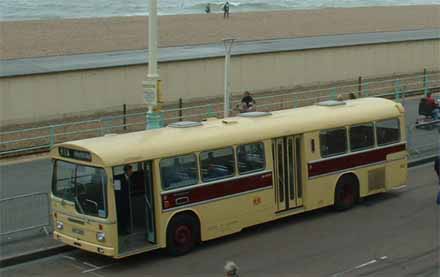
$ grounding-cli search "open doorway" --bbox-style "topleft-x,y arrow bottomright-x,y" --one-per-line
113,161 -> 156,254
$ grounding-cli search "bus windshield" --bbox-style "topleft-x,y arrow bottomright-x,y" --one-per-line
52,160 -> 107,218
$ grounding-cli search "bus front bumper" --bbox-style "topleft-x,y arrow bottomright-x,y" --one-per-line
54,231 -> 115,257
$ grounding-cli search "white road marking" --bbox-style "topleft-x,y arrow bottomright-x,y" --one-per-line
354,259 -> 377,269
330,256 -> 389,277
83,262 -> 99,268
82,263 -> 115,274
62,255 -> 77,261
89,272 -> 104,277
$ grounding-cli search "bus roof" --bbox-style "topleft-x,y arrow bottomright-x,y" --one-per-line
54,97 -> 403,166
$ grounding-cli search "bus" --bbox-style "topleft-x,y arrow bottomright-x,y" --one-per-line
50,97 -> 407,258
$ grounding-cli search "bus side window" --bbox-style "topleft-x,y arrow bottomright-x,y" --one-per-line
200,147 -> 235,182
319,128 -> 347,157
376,119 -> 400,146
160,154 -> 198,190
349,123 -> 374,152
237,142 -> 265,174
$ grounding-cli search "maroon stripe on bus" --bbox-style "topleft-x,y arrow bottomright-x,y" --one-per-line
308,143 -> 406,178
162,172 -> 272,210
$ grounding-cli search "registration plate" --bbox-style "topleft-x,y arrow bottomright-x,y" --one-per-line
72,227 -> 84,235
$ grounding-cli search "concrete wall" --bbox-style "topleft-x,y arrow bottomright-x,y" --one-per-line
1,39 -> 439,126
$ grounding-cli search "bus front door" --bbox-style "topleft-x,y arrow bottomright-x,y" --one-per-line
143,161 -> 156,244
114,161 -> 156,254
273,136 -> 303,212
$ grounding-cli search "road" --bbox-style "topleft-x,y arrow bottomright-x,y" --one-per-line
1,163 -> 439,276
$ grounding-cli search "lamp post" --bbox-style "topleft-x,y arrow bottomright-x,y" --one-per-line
143,0 -> 162,129
223,38 -> 235,118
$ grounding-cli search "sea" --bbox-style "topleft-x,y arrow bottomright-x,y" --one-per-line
1,0 -> 439,21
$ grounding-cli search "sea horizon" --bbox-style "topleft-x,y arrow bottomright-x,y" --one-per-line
1,0 -> 440,21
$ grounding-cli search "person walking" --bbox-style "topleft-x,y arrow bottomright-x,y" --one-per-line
224,261 -> 239,277
205,3 -> 211,13
223,1 -> 230,18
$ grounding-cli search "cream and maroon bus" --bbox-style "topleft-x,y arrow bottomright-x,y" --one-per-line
50,97 -> 407,258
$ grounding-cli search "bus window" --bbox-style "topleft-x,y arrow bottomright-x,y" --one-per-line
53,160 -> 107,218
376,119 -> 401,146
319,128 -> 347,157
200,147 -> 235,182
349,123 -> 374,151
237,142 -> 265,174
160,154 -> 198,190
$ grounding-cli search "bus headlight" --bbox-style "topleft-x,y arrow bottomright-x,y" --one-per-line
96,232 -> 106,242
56,221 -> 64,230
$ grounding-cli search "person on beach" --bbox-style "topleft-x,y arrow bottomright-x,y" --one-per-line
223,1 -> 230,18
239,91 -> 256,113
205,3 -> 211,13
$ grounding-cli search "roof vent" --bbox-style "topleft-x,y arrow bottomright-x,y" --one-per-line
168,121 -> 203,128
317,100 -> 346,107
239,111 -> 272,118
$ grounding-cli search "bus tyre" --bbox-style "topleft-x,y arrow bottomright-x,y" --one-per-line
166,214 -> 198,256
334,176 -> 358,211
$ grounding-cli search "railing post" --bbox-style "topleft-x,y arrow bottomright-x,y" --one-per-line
363,82 -> 369,97
394,79 -> 401,101
207,104 -> 217,118
49,126 -> 55,148
423,68 -> 429,96
179,98 -> 183,121
358,76 -> 362,97
330,87 -> 337,101
123,104 -> 127,130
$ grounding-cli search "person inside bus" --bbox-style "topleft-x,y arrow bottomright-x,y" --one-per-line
425,92 -> 440,120
239,91 -> 256,113
115,165 -> 134,234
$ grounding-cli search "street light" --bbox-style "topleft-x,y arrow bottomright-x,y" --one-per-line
143,0 -> 162,129
223,38 -> 235,118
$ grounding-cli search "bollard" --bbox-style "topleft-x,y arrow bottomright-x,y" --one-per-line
49,126 -> 55,148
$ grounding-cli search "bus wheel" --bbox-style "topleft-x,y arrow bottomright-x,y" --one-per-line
334,175 -> 359,211
166,214 -> 198,256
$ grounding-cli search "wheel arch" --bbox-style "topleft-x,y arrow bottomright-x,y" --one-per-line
334,171 -> 360,201
164,209 -> 202,244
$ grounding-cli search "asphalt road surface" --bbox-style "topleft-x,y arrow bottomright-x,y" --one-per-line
1,163 -> 439,276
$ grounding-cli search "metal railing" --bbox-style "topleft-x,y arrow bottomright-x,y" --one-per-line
0,192 -> 51,236
1,71 -> 440,158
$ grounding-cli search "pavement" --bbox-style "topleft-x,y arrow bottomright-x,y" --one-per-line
1,28 -> 439,77
0,94 -> 438,269
0,163 -> 438,276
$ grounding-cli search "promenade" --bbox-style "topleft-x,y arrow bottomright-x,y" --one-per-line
1,28 -> 439,78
